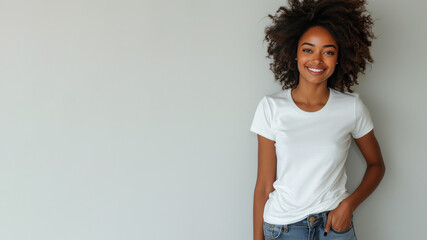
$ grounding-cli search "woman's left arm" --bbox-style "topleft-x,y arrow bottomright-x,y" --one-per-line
325,129 -> 386,233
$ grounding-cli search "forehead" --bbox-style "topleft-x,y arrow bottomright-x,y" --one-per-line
298,26 -> 337,46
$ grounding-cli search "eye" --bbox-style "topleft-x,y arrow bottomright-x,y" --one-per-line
324,51 -> 335,56
302,49 -> 312,53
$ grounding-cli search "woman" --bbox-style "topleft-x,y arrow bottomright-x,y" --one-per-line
250,0 -> 385,239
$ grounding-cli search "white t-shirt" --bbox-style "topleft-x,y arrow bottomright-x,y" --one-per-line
250,87 -> 374,225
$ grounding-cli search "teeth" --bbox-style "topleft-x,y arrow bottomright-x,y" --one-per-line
308,67 -> 324,73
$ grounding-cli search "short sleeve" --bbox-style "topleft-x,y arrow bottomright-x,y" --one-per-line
351,96 -> 374,139
250,96 -> 275,141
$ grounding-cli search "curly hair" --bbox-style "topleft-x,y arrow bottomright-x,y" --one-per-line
264,0 -> 374,92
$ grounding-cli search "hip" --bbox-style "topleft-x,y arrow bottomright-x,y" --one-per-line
263,210 -> 357,240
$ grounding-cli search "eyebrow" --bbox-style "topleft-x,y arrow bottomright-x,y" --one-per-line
301,42 -> 337,49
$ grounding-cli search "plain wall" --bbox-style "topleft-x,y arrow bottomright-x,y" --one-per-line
0,0 -> 426,239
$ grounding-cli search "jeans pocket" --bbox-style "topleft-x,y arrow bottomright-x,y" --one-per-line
263,222 -> 283,239
330,220 -> 353,234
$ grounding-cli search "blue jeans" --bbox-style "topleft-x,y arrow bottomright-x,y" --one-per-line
263,211 -> 357,240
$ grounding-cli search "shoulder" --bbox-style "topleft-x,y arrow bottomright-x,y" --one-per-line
257,89 -> 291,113
330,89 -> 366,108
263,89 -> 290,103
331,88 -> 360,100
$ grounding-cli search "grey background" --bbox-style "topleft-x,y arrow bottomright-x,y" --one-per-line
0,0 -> 425,239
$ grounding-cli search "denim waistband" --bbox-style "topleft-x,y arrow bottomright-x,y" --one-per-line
281,210 -> 330,231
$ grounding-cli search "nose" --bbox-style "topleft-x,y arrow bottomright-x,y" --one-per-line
310,52 -> 323,64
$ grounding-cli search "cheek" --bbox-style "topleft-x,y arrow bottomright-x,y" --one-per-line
329,60 -> 338,72
326,57 -> 338,71
296,55 -> 306,71
297,61 -> 305,73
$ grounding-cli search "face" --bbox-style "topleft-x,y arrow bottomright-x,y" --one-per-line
296,26 -> 339,86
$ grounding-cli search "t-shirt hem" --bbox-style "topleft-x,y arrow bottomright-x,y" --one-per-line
250,128 -> 275,141
352,125 -> 374,139
263,194 -> 349,225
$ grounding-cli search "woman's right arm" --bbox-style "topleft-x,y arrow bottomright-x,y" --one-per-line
253,134 -> 277,240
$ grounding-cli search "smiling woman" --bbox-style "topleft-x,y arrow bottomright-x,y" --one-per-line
264,0 -> 374,93
250,1 -> 386,240
296,26 -> 338,89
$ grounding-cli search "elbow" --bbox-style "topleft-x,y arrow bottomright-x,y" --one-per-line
368,160 -> 386,178
380,164 -> 386,182
378,160 -> 386,175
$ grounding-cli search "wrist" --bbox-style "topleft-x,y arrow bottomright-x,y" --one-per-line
341,198 -> 358,213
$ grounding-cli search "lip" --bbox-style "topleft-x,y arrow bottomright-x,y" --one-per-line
306,66 -> 326,75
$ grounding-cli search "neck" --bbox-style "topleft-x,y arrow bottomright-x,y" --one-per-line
291,83 -> 330,105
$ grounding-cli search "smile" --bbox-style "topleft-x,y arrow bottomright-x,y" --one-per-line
307,67 -> 325,73
306,67 -> 326,74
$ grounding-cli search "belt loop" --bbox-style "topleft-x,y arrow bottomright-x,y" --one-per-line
283,224 -> 288,232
